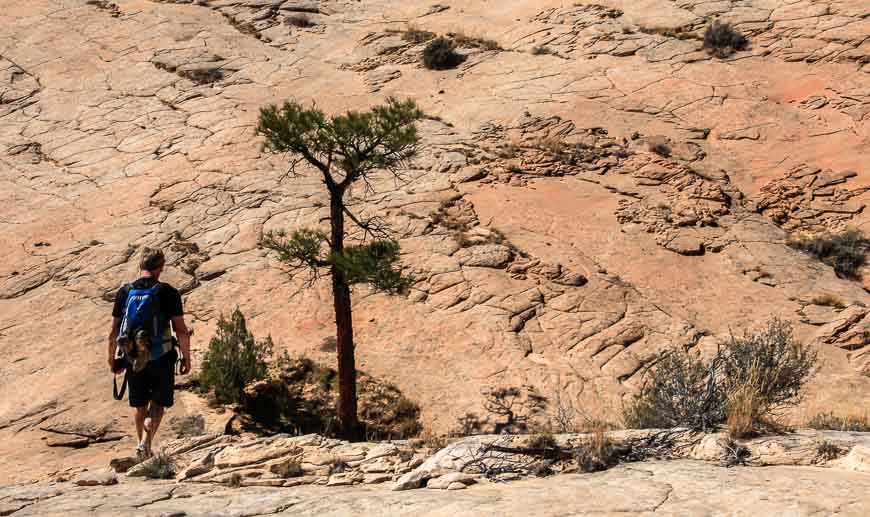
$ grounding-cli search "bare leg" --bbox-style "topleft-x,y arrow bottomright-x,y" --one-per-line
144,402 -> 165,451
134,407 -> 147,444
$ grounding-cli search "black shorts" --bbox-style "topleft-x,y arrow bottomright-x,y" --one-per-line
128,349 -> 177,408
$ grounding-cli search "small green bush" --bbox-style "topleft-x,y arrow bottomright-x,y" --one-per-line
143,452 -> 176,479
200,308 -> 273,405
423,37 -> 464,70
788,229 -> 868,279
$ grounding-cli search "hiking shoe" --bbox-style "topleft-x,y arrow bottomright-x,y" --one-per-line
135,443 -> 152,462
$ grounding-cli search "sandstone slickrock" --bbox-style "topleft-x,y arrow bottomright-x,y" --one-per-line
2,0 -> 870,484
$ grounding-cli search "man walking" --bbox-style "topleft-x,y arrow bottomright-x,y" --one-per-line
108,248 -> 192,460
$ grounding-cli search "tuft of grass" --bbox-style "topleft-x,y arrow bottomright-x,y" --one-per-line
449,32 -> 502,51
402,28 -> 436,44
227,472 -> 242,488
327,456 -> 348,474
788,229 -> 868,279
573,428 -> 617,472
703,21 -> 747,58
806,412 -> 870,432
809,293 -> 847,309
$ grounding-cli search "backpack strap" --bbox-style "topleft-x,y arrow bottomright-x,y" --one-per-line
113,370 -> 128,401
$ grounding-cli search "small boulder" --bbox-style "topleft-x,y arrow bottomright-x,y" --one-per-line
426,472 -> 476,489
447,482 -> 467,490
75,471 -> 118,487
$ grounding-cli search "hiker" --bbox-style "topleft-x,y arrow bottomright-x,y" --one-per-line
107,247 -> 192,460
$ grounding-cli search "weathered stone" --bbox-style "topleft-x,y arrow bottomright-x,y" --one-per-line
74,471 -> 117,486
108,457 -> 138,473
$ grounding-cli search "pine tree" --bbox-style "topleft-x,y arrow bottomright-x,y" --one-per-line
257,97 -> 422,439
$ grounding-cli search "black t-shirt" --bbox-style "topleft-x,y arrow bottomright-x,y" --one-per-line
112,278 -> 184,321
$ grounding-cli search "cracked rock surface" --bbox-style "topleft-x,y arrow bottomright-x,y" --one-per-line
2,0 -> 870,483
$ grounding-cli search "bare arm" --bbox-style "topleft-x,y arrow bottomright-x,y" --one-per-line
171,315 -> 192,373
108,317 -> 121,371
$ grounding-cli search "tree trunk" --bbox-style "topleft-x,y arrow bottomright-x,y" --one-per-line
329,190 -> 361,440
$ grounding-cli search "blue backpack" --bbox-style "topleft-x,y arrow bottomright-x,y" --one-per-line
118,285 -> 168,357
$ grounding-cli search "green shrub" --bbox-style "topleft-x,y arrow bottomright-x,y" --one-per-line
200,308 -> 272,405
423,37 -> 464,70
788,229 -> 868,279
142,452 -> 176,479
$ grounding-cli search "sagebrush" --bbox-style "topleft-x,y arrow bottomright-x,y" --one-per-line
624,319 -> 817,435
703,21 -> 747,57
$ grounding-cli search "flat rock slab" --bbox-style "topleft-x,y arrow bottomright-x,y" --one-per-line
5,460 -> 870,516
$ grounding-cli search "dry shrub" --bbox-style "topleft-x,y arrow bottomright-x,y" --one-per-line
574,427 -> 617,472
449,32 -> 502,51
806,411 -> 870,432
402,27 -> 436,44
703,21 -> 747,57
285,14 -> 313,28
528,433 -> 557,450
726,382 -> 762,439
625,319 -> 817,434
530,46 -> 556,56
810,293 -> 847,309
423,37 -> 465,70
788,229 -> 868,279
816,440 -> 843,461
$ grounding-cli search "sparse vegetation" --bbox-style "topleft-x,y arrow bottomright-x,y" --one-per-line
809,293 -> 847,309
227,472 -> 243,488
401,28 -> 436,44
807,412 -> 870,432
649,141 -> 671,158
240,355 -> 422,440
721,438 -> 750,467
816,440 -> 843,461
481,386 -> 548,434
199,308 -> 272,405
624,319 -> 817,436
143,452 -> 176,479
284,14 -> 313,28
449,32 -> 502,51
328,456 -> 348,474
788,229 -> 868,279
528,433 -> 557,450
271,458 -> 305,478
703,21 -> 747,58
574,428 -> 618,472
423,37 -> 465,70
530,46 -> 556,56
178,68 -> 224,85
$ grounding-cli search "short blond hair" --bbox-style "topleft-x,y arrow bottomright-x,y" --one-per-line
139,247 -> 166,272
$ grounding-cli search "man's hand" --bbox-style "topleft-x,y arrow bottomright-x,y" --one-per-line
179,355 -> 192,375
